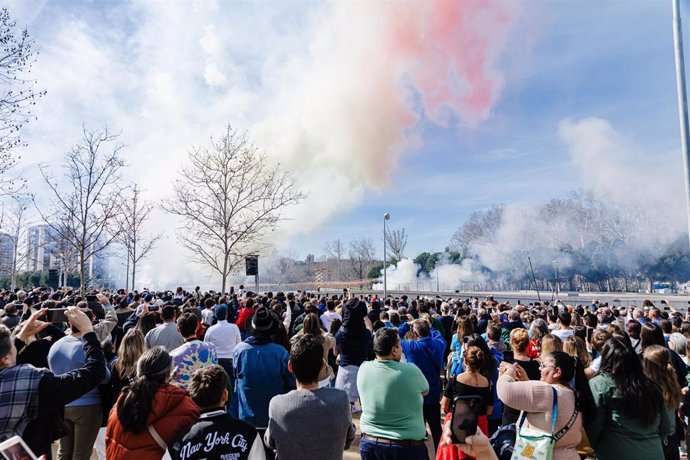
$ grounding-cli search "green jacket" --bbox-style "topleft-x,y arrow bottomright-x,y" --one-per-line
586,373 -> 672,460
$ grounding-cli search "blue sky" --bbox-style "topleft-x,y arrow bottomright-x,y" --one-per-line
5,0 -> 689,287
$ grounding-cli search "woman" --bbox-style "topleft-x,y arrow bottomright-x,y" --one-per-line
586,338 -> 672,460
643,345 -> 683,460
134,313 -> 157,337
334,298 -> 372,411
498,351 -> 595,460
106,346 -> 200,459
448,317 -> 474,377
437,346 -> 494,460
501,328 -> 541,425
290,312 -> 335,387
527,318 -> 549,358
564,336 -> 591,368
465,334 -> 502,435
110,329 -> 147,397
640,323 -> 688,387
540,333 -> 564,357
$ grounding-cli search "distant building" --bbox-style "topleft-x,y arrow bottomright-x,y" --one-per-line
26,224 -> 59,272
0,233 -> 14,277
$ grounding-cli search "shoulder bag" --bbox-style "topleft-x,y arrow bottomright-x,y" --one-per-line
511,387 -> 558,460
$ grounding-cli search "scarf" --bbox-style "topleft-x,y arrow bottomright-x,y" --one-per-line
0,364 -> 46,440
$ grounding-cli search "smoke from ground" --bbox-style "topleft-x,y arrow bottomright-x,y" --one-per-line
469,118 -> 687,281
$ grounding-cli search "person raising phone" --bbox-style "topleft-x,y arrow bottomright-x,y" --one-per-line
0,307 -> 107,459
497,352 -> 595,460
437,346 -> 493,460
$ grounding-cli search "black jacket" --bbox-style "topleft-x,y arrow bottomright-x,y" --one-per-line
16,331 -> 106,459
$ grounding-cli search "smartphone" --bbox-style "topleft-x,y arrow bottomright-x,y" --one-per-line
47,308 -> 68,323
503,351 -> 514,364
451,395 -> 482,444
148,305 -> 159,312
86,295 -> 97,302
0,435 -> 38,460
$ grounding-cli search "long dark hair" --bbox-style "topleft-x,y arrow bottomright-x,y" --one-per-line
466,333 -> 498,381
599,337 -> 663,426
547,351 -> 595,421
117,346 -> 172,433
640,323 -> 664,349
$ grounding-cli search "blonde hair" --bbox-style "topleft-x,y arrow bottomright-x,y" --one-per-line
643,345 -> 682,409
114,329 -> 147,381
540,334 -> 563,357
563,336 -> 591,367
510,328 -> 530,354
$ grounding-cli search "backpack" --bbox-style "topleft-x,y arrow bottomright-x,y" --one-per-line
489,423 -> 516,460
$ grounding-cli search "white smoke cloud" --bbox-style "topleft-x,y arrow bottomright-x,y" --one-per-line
373,257 -> 486,292
7,1 -> 522,289
466,118 -> 687,278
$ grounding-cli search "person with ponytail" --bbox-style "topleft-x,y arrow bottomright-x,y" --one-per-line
586,338 -> 672,460
105,346 -> 200,459
642,345 -> 683,460
437,346 -> 494,460
497,351 -> 595,460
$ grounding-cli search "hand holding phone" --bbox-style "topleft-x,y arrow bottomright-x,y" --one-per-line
451,396 -> 482,444
0,435 -> 38,459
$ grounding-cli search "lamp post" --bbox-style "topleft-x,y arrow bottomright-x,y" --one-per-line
383,212 -> 390,299
673,0 -> 690,246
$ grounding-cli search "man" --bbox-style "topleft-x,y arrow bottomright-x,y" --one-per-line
168,365 -> 265,460
357,328 -> 429,460
170,312 -> 217,388
320,300 -> 341,332
1,307 -> 106,459
1,303 -> 20,330
48,294 -> 114,460
204,305 -> 241,385
397,318 -> 446,449
265,335 -> 355,460
201,298 -> 216,327
231,307 -> 295,433
552,311 -> 575,341
145,305 -> 184,351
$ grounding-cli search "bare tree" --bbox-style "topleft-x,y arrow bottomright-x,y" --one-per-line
385,227 -> 408,263
37,126 -> 126,292
0,8 -> 46,197
450,205 -> 504,258
3,197 -> 30,289
325,239 -> 345,281
349,237 -> 376,284
116,183 -> 161,291
162,125 -> 306,293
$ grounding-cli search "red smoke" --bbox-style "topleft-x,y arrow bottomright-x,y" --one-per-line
390,0 -> 519,127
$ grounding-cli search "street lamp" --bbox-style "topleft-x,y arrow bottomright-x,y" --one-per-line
383,212 -> 390,299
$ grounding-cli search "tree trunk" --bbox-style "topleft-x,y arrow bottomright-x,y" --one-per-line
80,251 -> 86,293
131,262 -> 136,292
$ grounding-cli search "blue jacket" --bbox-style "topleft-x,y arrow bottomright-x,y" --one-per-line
230,339 -> 295,428
398,323 -> 446,404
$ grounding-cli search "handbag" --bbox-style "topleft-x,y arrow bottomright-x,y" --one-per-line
511,387 -> 558,460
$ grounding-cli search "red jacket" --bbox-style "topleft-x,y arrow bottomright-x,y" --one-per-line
236,307 -> 256,332
106,384 -> 200,460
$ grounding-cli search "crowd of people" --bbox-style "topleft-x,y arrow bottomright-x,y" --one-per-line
0,286 -> 687,460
